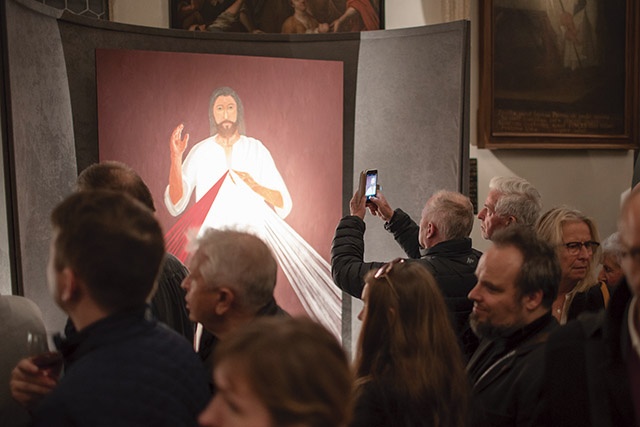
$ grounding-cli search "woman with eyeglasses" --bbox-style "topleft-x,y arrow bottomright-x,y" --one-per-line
536,206 -> 605,324
351,259 -> 469,427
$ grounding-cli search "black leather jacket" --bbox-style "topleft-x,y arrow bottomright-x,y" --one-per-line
331,209 -> 482,357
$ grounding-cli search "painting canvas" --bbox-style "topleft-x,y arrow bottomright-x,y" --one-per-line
96,50 -> 344,335
170,0 -> 383,33
478,0 -> 639,149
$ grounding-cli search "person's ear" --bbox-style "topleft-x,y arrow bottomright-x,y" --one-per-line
522,290 -> 543,311
214,287 -> 235,315
505,215 -> 517,226
426,222 -> 436,239
58,267 -> 80,303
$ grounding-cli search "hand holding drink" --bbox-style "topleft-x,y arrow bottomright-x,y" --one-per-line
31,350 -> 63,379
10,332 -> 62,409
27,331 -> 63,379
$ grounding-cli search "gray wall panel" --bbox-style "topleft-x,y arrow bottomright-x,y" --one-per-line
6,0 -> 76,332
354,22 -> 470,263
347,22 -> 470,353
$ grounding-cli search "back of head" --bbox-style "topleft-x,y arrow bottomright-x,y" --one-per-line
193,229 -> 277,312
357,261 -> 468,426
601,231 -> 623,264
489,176 -> 542,227
536,206 -> 601,291
213,316 -> 352,427
51,190 -> 165,312
77,161 -> 156,212
619,185 -> 640,231
492,225 -> 560,308
422,190 -> 474,240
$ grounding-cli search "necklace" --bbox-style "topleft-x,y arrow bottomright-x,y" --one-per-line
554,294 -> 567,316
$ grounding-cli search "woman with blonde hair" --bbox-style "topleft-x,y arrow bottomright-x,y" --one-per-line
351,259 -> 469,427
536,206 -> 605,324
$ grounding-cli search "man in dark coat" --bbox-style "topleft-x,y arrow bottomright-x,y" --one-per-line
532,187 -> 640,427
466,226 -> 560,427
76,161 -> 194,343
182,228 -> 287,392
331,189 -> 481,358
12,191 -> 210,426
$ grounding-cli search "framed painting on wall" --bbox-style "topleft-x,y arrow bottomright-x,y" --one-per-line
169,0 -> 384,33
478,0 -> 639,149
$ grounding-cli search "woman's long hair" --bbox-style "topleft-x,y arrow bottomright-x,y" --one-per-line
354,261 -> 469,427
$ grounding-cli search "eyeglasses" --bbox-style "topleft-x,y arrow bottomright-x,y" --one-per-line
561,241 -> 600,255
374,258 -> 405,296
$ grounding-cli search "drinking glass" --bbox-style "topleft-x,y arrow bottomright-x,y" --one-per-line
26,331 -> 63,379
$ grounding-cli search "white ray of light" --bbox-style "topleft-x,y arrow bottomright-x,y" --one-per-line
261,208 -> 342,340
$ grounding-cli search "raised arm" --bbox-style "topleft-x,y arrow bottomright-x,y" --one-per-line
383,208 -> 422,259
168,124 -> 189,205
330,191 -> 384,298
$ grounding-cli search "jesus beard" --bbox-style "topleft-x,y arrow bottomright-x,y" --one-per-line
216,120 -> 238,139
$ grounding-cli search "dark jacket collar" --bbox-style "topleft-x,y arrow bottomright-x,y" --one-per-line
55,305 -> 153,367
502,311 -> 556,351
424,237 -> 473,256
467,312 -> 557,384
256,298 -> 288,317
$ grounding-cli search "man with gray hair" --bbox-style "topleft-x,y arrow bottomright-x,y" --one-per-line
182,228 -> 286,390
332,189 -> 481,358
478,176 -> 542,240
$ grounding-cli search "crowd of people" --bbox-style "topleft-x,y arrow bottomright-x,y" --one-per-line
1,163 -> 637,427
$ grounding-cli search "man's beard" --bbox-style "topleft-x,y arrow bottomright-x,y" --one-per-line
216,120 -> 238,139
469,312 -> 520,340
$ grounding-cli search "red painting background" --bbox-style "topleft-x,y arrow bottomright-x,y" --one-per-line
96,49 -> 344,315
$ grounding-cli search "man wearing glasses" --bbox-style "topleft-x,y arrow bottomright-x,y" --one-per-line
331,189 -> 481,359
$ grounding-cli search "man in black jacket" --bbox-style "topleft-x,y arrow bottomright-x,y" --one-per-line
466,226 -> 560,427
532,187 -> 640,427
331,189 -> 481,358
12,191 -> 210,426
76,161 -> 194,343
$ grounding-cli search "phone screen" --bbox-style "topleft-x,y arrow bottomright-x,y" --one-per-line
365,170 -> 378,199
